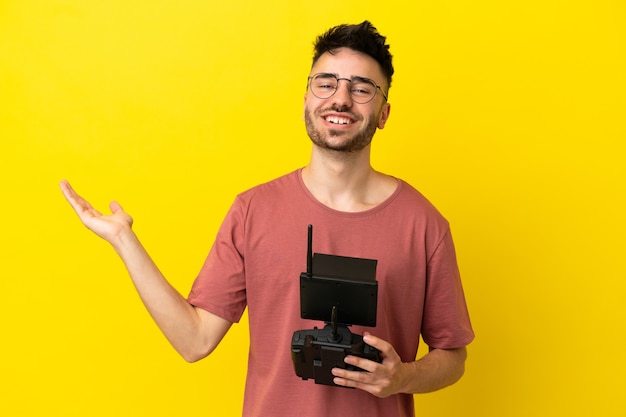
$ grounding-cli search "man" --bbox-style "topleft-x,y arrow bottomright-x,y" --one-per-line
61,21 -> 473,417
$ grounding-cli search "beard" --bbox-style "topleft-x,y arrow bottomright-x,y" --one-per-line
304,106 -> 379,153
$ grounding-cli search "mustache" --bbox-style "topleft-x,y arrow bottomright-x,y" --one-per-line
316,105 -> 359,119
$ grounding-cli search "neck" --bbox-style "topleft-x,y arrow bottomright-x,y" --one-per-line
302,145 -> 397,212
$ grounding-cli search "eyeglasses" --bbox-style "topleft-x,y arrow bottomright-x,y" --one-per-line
307,73 -> 388,104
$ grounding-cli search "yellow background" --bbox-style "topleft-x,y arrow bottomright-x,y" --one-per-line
1,1 -> 624,415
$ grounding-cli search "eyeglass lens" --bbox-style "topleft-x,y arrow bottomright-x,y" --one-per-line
309,74 -> 379,104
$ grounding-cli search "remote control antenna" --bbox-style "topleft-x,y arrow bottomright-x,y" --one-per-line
306,224 -> 313,278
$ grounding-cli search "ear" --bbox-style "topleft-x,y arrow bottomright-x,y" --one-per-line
377,102 -> 391,129
302,94 -> 307,120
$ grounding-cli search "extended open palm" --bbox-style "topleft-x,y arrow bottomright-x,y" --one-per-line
59,180 -> 134,245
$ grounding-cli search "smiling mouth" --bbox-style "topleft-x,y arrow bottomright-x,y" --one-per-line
324,115 -> 354,125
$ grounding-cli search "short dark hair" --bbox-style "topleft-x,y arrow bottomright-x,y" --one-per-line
312,21 -> 394,89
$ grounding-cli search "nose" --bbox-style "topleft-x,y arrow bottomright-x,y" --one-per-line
331,78 -> 353,107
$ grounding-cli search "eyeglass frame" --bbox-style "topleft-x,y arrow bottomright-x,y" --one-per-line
307,72 -> 389,104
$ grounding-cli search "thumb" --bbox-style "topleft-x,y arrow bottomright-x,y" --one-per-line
109,200 -> 124,213
109,201 -> 134,227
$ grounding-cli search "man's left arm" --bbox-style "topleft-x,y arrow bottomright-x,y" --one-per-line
331,333 -> 467,397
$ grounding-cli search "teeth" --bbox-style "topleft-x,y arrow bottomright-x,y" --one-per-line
325,116 -> 352,125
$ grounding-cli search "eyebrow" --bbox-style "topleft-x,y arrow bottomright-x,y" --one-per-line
314,72 -> 338,79
351,75 -> 376,84
314,73 -> 377,83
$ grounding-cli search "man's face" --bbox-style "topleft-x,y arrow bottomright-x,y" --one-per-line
304,48 -> 391,154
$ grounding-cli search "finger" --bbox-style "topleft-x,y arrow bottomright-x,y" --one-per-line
363,334 -> 391,353
109,200 -> 133,225
333,370 -> 383,396
335,376 -> 386,398
59,180 -> 76,201
344,355 -> 379,373
109,200 -> 123,213
332,376 -> 358,389
332,376 -> 353,388
59,181 -> 101,218
363,334 -> 404,367
332,367 -> 372,386
60,180 -> 84,206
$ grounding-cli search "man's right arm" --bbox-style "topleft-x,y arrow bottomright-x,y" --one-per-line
60,180 -> 231,362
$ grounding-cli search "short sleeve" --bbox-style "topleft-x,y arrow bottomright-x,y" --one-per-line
421,229 -> 475,349
187,197 -> 248,323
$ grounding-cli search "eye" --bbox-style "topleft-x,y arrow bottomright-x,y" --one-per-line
351,83 -> 374,96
